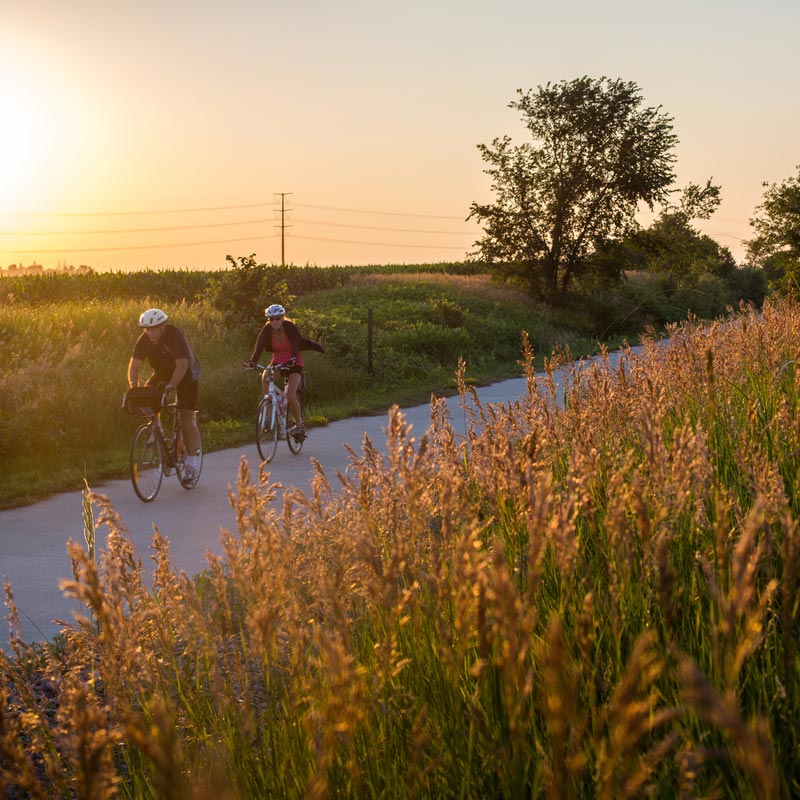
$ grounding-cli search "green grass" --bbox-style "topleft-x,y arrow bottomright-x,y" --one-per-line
0,269 -> 632,509
2,297 -> 797,797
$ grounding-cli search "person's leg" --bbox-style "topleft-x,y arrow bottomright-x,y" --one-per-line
285,371 -> 303,429
176,379 -> 201,467
178,409 -> 200,454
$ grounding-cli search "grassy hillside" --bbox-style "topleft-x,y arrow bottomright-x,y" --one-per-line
0,266 -> 629,508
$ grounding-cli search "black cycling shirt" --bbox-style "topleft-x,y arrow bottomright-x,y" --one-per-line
132,324 -> 201,382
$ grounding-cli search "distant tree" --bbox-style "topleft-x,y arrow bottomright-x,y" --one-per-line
633,180 -> 736,280
468,76 -> 678,300
745,165 -> 800,292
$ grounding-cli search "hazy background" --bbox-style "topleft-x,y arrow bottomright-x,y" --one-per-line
1,0 -> 797,271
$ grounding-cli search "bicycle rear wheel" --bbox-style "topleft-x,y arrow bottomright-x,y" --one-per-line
256,397 -> 279,462
177,424 -> 203,489
287,395 -> 305,454
131,424 -> 164,502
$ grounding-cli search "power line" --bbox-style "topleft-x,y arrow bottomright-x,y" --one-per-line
286,234 -> 470,250
0,218 -> 276,236
1,235 -> 280,254
0,217 -> 475,237
0,202 -> 279,217
706,232 -> 747,241
0,196 -> 478,257
0,200 -> 469,221
294,202 -> 465,220
292,219 -> 474,235
1,233 -> 471,255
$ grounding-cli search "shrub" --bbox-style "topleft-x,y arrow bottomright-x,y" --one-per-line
384,322 -> 472,366
427,295 -> 466,327
201,254 -> 294,327
724,265 -> 769,307
669,274 -> 732,320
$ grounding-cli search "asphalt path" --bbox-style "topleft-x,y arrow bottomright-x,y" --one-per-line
0,348 -> 637,647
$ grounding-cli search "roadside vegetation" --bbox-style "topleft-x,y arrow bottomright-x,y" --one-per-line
0,256 -> 766,509
2,295 -> 798,797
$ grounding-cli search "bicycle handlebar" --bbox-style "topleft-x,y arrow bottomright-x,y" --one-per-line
156,382 -> 177,407
242,360 -> 296,374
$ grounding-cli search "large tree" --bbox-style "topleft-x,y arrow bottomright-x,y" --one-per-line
745,165 -> 800,291
469,76 -> 678,300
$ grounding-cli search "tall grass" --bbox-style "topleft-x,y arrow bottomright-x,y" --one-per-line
2,297 -> 798,797
0,298 -> 255,504
0,268 -> 615,508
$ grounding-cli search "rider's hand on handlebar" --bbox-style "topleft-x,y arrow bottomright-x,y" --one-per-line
243,360 -> 256,369
161,383 -> 176,404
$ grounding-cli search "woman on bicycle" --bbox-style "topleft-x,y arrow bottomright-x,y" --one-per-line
128,308 -> 202,479
244,303 -> 323,437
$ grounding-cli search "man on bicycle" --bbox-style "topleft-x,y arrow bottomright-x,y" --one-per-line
127,308 -> 202,479
243,303 -> 323,438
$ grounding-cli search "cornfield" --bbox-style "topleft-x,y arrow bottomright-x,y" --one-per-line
2,297 -> 799,798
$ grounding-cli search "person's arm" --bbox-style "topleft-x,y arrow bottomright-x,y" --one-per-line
286,322 -> 302,359
248,325 -> 270,363
298,335 -> 325,353
167,358 -> 189,389
162,326 -> 193,388
128,357 -> 143,387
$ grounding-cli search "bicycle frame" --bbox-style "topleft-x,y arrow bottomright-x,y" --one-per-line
265,365 -> 289,429
127,386 -> 202,502
158,402 -> 180,470
246,363 -> 305,462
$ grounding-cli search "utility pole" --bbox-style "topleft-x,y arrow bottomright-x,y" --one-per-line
274,192 -> 293,266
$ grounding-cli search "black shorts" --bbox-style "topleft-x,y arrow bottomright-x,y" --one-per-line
271,363 -> 304,391
146,374 -> 199,411
272,363 -> 304,377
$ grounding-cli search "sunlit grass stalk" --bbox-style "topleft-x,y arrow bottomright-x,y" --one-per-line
4,296 -> 800,796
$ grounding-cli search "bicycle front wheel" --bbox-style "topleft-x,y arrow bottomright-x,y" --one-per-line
130,424 -> 164,502
256,397 -> 278,462
177,424 -> 203,489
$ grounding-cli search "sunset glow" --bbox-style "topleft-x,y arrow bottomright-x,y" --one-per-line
0,71 -> 45,213
2,2 -> 798,271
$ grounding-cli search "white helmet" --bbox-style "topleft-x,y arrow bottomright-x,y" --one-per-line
139,308 -> 168,327
265,303 -> 286,319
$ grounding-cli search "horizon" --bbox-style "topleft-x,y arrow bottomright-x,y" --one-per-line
2,1 -> 798,271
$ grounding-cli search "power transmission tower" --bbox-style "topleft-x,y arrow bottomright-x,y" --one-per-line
274,193 -> 293,266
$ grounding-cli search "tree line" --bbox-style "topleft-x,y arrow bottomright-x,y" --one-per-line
468,75 -> 799,304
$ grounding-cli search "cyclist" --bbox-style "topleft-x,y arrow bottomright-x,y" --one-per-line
243,303 -> 324,438
127,308 -> 202,479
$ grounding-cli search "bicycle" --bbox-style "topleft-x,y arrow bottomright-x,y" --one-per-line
243,362 -> 306,462
122,383 -> 203,502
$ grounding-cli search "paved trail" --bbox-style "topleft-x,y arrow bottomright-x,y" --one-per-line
0,349 -> 637,645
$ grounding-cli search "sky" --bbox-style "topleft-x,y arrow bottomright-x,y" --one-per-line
1,0 -> 798,272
